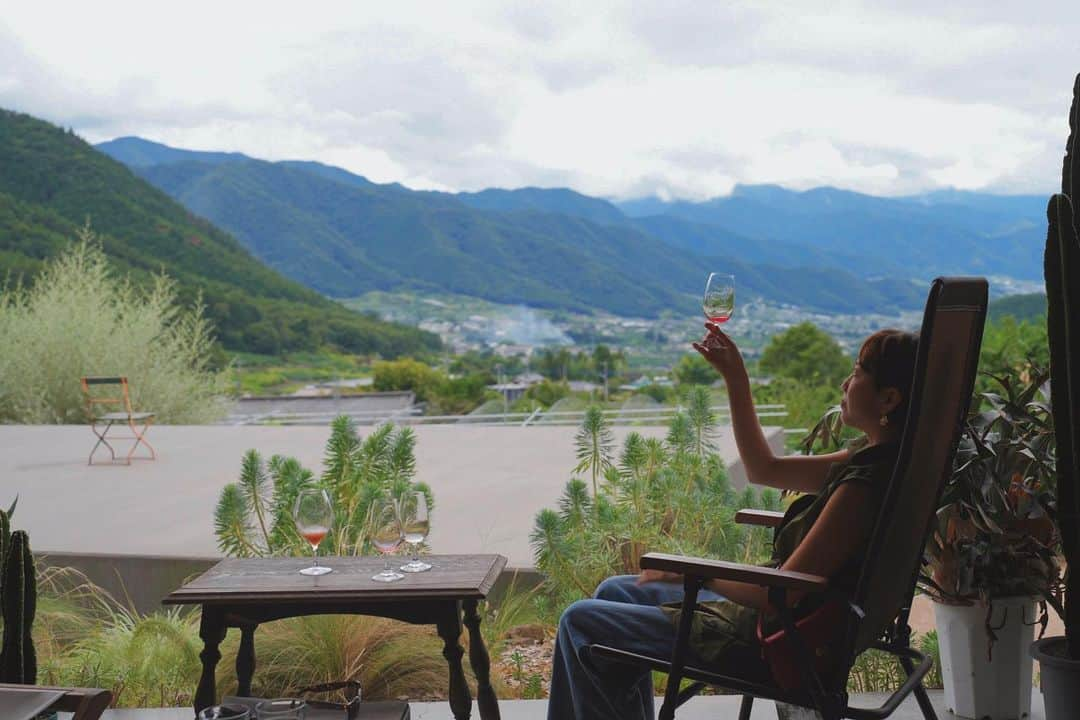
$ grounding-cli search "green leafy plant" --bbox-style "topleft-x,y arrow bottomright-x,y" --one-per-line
532,391 -> 781,606
916,366 -> 1061,612
214,416 -> 432,558
523,673 -> 544,699
213,614 -> 450,703
574,406 -> 614,500
845,632 -> 942,693
31,566 -> 201,708
58,606 -> 201,708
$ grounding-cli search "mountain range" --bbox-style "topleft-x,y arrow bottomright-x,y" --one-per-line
0,109 -> 436,356
101,136 -> 1050,317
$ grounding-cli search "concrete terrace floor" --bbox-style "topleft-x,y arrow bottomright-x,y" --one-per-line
0,423 -> 780,568
64,690 -> 1047,719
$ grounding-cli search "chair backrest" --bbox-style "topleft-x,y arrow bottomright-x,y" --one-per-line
845,277 -> 988,657
80,376 -> 133,417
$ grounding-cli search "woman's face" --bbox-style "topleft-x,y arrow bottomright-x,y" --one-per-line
840,361 -> 890,433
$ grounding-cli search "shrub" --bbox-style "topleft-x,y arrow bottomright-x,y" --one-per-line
213,614 -> 450,702
531,388 -> 781,607
214,416 -> 432,558
33,566 -> 201,708
0,229 -> 229,424
372,358 -> 442,401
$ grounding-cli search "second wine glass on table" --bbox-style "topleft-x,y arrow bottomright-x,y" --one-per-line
400,492 -> 432,573
370,499 -> 405,583
293,489 -> 333,577
703,272 -> 735,325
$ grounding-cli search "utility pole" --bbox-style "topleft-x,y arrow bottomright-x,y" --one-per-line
496,363 -> 508,420
602,360 -> 608,402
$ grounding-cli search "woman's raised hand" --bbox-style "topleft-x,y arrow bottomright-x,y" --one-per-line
692,322 -> 747,381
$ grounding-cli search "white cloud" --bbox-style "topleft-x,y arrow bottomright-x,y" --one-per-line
0,0 -> 1075,199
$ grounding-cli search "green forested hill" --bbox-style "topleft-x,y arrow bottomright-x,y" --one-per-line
116,144 -> 924,316
987,292 -> 1047,323
0,109 -> 437,356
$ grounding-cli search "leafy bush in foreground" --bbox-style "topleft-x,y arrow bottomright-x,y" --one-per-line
215,416 -> 432,558
531,387 -> 781,606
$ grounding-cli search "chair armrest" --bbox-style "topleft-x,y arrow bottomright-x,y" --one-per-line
640,552 -> 829,594
735,509 -> 785,528
0,685 -> 112,720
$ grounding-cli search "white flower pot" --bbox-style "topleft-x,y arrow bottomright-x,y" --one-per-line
1030,636 -> 1080,720
933,597 -> 1036,720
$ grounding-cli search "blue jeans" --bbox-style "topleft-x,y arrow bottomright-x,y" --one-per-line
547,575 -> 726,720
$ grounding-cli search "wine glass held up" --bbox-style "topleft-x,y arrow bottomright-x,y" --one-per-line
370,499 -> 405,583
703,272 -> 735,325
400,491 -> 432,573
293,488 -> 333,577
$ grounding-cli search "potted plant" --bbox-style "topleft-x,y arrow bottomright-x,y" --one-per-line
1029,72 -> 1080,720
923,365 -> 1061,720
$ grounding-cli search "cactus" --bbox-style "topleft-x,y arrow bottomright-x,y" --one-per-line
0,509 -> 9,570
1046,194 -> 1080,660
0,530 -> 36,684
1064,73 -> 1079,205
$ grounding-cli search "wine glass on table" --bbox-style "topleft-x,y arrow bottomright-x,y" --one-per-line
197,705 -> 250,720
703,272 -> 735,325
294,488 -> 333,577
400,491 -> 432,573
370,498 -> 405,582
255,698 -> 307,719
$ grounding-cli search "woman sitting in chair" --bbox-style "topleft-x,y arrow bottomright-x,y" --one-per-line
548,323 -> 919,720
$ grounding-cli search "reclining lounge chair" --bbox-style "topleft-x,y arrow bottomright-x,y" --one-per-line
590,276 -> 989,720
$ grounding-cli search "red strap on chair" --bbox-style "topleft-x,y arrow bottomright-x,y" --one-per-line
756,599 -> 847,691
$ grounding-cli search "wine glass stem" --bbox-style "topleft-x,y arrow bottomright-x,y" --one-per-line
312,545 -> 319,568
411,542 -> 419,564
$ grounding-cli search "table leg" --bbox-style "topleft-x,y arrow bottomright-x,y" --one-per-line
195,607 -> 227,713
463,600 -> 500,720
236,624 -> 257,697
437,602 -> 473,720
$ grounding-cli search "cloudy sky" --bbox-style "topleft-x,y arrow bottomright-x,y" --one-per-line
1,1 -> 1076,200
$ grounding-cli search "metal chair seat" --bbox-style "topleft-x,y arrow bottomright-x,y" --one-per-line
95,411 -> 155,421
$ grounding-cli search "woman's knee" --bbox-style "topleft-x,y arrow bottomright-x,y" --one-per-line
594,574 -> 638,601
558,598 -> 598,638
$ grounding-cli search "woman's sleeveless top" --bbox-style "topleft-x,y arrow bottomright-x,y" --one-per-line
661,440 -> 898,669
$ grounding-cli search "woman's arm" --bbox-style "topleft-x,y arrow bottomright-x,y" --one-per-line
694,324 -> 847,494
704,481 -> 875,608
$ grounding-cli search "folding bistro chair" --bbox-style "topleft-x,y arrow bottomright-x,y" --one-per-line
80,376 -> 156,465
589,277 -> 988,720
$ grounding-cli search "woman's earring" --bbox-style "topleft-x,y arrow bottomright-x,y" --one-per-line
879,415 -> 889,428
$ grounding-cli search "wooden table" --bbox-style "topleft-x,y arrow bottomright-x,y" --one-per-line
164,554 -> 507,719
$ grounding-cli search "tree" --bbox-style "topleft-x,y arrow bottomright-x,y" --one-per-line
372,359 -> 442,402
672,354 -> 716,386
526,380 -> 571,407
759,322 -> 850,387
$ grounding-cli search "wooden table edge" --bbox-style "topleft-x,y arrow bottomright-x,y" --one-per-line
162,554 -> 510,606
